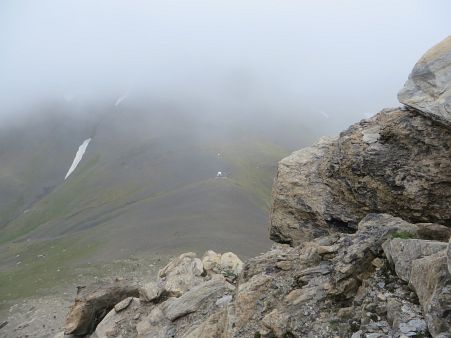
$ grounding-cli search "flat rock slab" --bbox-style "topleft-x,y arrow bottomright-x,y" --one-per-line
383,238 -> 447,282
161,278 -> 231,321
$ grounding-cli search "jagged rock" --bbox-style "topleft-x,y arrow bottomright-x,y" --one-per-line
64,279 -> 139,336
398,35 -> 451,125
270,136 -> 341,244
114,297 -> 133,312
220,252 -> 243,277
158,252 -> 204,297
60,38 -> 451,338
409,251 -> 451,337
135,307 -> 171,338
139,281 -> 162,302
399,319 -> 428,335
202,250 -> 222,274
93,297 -> 142,338
382,238 -> 448,282
448,239 -> 451,274
386,298 -> 402,326
182,310 -> 227,338
381,235 -> 451,337
223,214 -> 430,337
271,107 -> 451,245
161,277 -> 233,321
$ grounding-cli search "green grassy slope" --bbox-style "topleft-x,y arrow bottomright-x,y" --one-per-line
0,105 -> 305,303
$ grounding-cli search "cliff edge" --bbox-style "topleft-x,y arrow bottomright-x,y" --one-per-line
59,36 -> 451,338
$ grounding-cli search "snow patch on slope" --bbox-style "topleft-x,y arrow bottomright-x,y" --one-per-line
65,138 -> 92,180
115,91 -> 129,106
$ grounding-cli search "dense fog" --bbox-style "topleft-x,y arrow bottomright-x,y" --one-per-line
0,0 -> 450,133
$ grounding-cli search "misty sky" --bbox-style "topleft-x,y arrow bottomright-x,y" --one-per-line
0,0 -> 450,127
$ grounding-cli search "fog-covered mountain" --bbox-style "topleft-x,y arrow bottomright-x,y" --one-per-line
0,97 -> 322,302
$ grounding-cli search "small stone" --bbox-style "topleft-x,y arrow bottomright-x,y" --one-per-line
371,258 -> 384,269
337,306 -> 354,319
114,297 -> 133,312
351,331 -> 362,338
376,293 -> 386,301
275,261 -> 293,270
365,334 -> 382,338
139,282 -> 161,302
215,294 -> 232,306
317,245 -> 339,255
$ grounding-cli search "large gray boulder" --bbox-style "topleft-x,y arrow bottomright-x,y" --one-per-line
398,36 -> 451,125
270,108 -> 451,245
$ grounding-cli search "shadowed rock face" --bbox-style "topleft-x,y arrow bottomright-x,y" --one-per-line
64,279 -> 140,336
270,108 -> 451,245
398,35 -> 451,126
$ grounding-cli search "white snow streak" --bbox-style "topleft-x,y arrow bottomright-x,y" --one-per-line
64,138 -> 91,180
115,91 -> 129,106
320,111 -> 330,119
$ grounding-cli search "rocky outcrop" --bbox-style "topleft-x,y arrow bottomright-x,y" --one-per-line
224,213 -> 434,338
64,279 -> 140,336
383,238 -> 451,336
270,107 -> 451,246
270,36 -> 451,246
61,251 -> 239,337
63,214 -> 449,337
60,38 -> 451,337
398,35 -> 451,125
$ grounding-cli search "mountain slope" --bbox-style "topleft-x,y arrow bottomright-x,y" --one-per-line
0,100 -> 318,302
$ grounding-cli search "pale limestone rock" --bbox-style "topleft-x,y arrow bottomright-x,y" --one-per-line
409,251 -> 450,337
136,307 -> 169,338
382,238 -> 447,282
182,310 -> 227,338
158,252 -> 204,297
220,252 -> 244,276
139,282 -> 161,302
161,278 -> 232,321
114,296 -> 133,312
202,250 -> 221,274
398,36 -> 451,125
94,297 -> 141,338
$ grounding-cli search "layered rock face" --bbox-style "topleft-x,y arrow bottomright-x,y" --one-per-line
270,107 -> 451,246
59,39 -> 451,337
